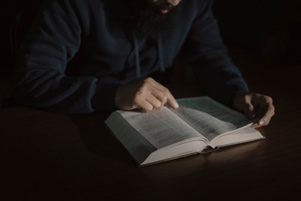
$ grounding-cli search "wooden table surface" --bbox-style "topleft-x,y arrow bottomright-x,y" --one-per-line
1,66 -> 301,201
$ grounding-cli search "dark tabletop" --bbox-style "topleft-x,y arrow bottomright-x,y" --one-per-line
1,66 -> 301,201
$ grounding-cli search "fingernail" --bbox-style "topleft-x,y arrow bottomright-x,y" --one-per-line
172,101 -> 179,108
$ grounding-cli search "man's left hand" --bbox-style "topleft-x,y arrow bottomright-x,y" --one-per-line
231,93 -> 275,128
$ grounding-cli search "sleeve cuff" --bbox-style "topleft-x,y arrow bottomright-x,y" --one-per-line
212,81 -> 249,107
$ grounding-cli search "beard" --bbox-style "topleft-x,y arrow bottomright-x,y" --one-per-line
123,0 -> 179,37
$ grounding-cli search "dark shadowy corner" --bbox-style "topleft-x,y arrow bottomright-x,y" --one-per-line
213,0 -> 301,71
68,112 -> 138,167
0,0 -> 44,109
212,0 -> 301,97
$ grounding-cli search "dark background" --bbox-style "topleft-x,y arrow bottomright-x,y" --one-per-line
0,0 -> 300,108
1,2 -> 300,200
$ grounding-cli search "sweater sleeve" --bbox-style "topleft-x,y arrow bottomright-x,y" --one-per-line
183,0 -> 249,106
13,0 -> 118,113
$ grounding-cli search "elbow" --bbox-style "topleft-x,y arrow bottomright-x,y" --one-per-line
12,82 -> 36,107
12,70 -> 53,108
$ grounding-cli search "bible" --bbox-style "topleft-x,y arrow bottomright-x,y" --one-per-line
105,96 -> 264,166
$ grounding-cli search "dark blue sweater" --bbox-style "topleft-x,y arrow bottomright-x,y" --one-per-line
14,0 -> 249,113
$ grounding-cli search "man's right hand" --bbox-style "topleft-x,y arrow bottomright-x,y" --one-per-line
115,77 -> 179,112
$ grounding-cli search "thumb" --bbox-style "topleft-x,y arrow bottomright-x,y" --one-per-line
242,95 -> 256,119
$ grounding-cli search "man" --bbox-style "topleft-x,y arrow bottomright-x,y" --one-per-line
13,0 -> 274,127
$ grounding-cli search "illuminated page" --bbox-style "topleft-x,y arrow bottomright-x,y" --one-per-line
170,97 -> 253,141
118,107 -> 206,149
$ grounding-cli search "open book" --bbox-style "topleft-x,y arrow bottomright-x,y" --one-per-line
105,96 -> 264,166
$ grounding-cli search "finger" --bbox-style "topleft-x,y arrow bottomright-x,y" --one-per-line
133,93 -> 154,112
257,103 -> 275,127
146,77 -> 176,101
146,77 -> 166,92
145,93 -> 163,109
166,92 -> 179,109
150,89 -> 167,107
142,78 -> 166,105
138,100 -> 154,113
144,77 -> 179,108
251,123 -> 260,129
151,88 -> 178,109
252,95 -> 275,126
241,94 -> 256,119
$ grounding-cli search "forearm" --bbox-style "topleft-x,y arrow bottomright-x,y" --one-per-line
184,0 -> 249,105
13,69 -> 119,113
191,60 -> 249,106
12,0 -> 118,113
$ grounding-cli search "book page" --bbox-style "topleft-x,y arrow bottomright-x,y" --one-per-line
208,127 -> 264,148
170,97 -> 253,141
105,112 -> 157,165
118,107 -> 206,149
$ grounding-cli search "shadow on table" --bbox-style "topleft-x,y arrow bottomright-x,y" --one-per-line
69,112 -> 137,167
